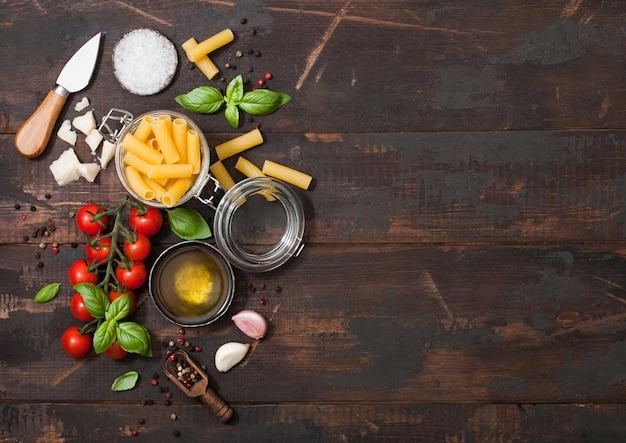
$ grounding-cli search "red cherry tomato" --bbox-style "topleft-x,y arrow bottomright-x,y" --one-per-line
68,259 -> 99,286
115,261 -> 147,290
108,290 -> 137,318
123,232 -> 151,261
76,204 -> 108,236
104,340 -> 128,360
70,292 -> 95,322
129,206 -> 163,237
85,236 -> 112,265
61,326 -> 92,358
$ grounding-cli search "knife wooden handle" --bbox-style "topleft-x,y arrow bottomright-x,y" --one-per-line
14,89 -> 67,158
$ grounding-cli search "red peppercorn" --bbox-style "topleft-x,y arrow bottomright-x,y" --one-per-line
21,215 -> 27,221
179,327 -> 186,336
177,337 -> 184,345
264,72 -> 272,80
193,345 -> 202,352
151,379 -> 159,386
260,297 -> 268,305
132,430 -> 139,437
169,354 -> 176,361
51,247 -> 59,254
166,391 -> 172,398
257,78 -> 265,87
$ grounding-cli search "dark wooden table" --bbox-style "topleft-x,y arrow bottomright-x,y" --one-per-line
3,1 -> 626,441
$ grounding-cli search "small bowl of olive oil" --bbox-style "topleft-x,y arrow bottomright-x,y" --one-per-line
149,241 -> 235,327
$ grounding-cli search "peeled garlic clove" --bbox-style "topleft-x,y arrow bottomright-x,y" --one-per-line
232,310 -> 268,339
215,342 -> 250,372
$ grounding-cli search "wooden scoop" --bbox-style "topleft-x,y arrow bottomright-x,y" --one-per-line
163,350 -> 233,423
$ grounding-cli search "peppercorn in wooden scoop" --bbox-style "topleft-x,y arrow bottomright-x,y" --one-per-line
163,350 -> 233,422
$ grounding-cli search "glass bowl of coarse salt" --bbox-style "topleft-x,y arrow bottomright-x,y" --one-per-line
112,28 -> 178,96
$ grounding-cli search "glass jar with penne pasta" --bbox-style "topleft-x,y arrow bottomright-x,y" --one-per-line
114,110 -> 212,208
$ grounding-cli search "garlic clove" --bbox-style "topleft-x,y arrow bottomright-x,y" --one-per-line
232,310 -> 268,339
215,342 -> 250,372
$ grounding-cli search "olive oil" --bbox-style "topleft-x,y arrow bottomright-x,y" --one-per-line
151,243 -> 234,326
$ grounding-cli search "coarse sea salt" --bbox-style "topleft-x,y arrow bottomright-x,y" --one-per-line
113,28 -> 178,96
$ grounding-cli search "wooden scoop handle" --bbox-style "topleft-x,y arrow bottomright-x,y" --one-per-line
15,88 -> 67,158
199,387 -> 234,422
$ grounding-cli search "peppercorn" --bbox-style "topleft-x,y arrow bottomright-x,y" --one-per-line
51,247 -> 59,254
260,298 -> 268,305
173,430 -> 181,437
276,286 -> 282,293
170,413 -> 177,421
240,18 -> 247,24
224,63 -> 231,69
44,193 -> 51,199
151,379 -> 158,386
165,400 -> 171,406
235,50 -> 243,57
37,262 -> 44,268
250,29 -> 257,36
193,345 -> 202,352
14,204 -> 20,210
254,50 -> 261,57
247,48 -> 254,55
137,418 -> 145,425
21,215 -> 27,221
30,205 -> 36,212
257,78 -> 265,87
34,252 -> 41,260
265,72 -> 273,80
259,283 -> 266,289
71,243 -> 78,249
132,430 -> 139,437
39,242 -> 46,249
23,236 -> 29,242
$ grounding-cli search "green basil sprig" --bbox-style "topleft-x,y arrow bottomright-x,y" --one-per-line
175,75 -> 292,128
75,283 -> 152,357
166,207 -> 212,240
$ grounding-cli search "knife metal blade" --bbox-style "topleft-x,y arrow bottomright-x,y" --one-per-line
14,32 -> 103,158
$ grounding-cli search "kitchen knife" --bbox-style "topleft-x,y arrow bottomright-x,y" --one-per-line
15,32 -> 102,158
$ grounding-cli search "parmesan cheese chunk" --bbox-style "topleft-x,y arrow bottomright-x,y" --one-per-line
77,162 -> 101,183
74,97 -> 90,112
85,128 -> 103,153
49,148 -> 81,186
72,110 -> 96,136
57,119 -> 77,145
99,140 -> 116,169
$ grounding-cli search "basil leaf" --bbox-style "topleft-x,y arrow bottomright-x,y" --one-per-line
166,207 -> 212,240
225,75 -> 244,104
74,282 -> 109,319
106,294 -> 132,322
175,86 -> 225,114
225,102 -> 240,128
111,371 -> 139,392
239,90 -> 292,115
34,282 -> 61,303
93,319 -> 117,354
117,322 -> 152,357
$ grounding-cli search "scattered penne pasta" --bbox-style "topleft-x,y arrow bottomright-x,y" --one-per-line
182,38 -> 220,80
262,160 -> 313,190
185,29 -> 234,62
210,161 -> 236,190
235,156 -> 265,178
215,128 -> 264,160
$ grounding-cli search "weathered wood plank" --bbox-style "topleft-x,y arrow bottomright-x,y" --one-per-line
2,402 -> 626,442
2,244 -> 626,404
2,1 -> 626,134
2,129 -> 626,244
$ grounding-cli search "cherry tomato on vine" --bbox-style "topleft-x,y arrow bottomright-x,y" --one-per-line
108,290 -> 137,318
129,206 -> 163,237
104,340 -> 128,360
76,204 -> 108,236
70,292 -> 95,322
85,236 -> 112,265
116,261 -> 147,290
61,326 -> 92,358
123,232 -> 151,261
68,259 -> 99,286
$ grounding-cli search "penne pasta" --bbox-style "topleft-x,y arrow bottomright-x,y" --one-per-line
262,160 -> 313,190
210,161 -> 236,190
143,176 -> 168,201
125,165 -> 156,200
133,115 -> 154,142
185,29 -> 234,62
172,118 -> 188,163
235,156 -> 264,178
162,177 -> 193,207
121,133 -> 164,165
215,128 -> 264,160
236,157 -> 276,201
182,38 -> 219,80
147,163 -> 193,179
149,118 -> 180,164
186,130 -> 201,174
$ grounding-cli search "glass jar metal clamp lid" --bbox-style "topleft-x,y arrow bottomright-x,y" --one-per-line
99,108 -> 306,273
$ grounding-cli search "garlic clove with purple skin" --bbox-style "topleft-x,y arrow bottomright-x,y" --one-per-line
215,342 -> 250,372
232,309 -> 268,339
